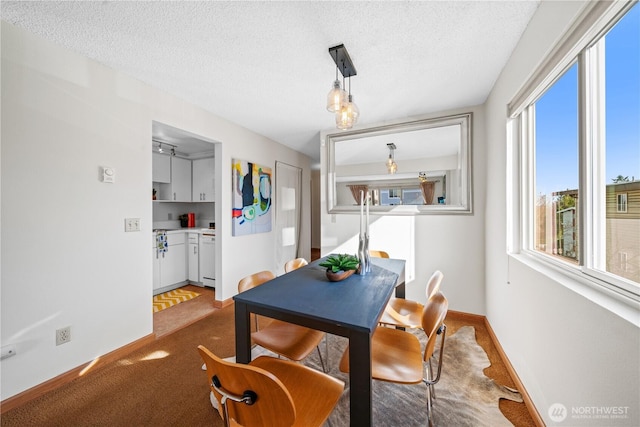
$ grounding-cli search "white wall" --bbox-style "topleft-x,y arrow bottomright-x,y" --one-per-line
484,1 -> 639,425
320,105 -> 486,314
0,22 -> 310,400
311,169 -> 321,248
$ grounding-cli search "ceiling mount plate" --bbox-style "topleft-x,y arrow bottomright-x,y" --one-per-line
328,44 -> 357,78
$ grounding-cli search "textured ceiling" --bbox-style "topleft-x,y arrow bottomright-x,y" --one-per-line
1,1 -> 540,163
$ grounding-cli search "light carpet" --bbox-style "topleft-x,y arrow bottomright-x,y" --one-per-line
250,325 -> 523,426
152,288 -> 201,313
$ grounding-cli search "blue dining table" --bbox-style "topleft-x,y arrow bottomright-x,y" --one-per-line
233,256 -> 406,426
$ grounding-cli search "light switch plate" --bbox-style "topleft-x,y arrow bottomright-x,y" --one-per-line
125,218 -> 141,232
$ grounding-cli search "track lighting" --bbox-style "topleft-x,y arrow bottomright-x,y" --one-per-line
153,139 -> 177,155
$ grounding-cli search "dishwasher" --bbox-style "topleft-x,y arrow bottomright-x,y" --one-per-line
199,232 -> 215,288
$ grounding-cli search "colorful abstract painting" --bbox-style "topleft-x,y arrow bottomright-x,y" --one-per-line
232,159 -> 272,236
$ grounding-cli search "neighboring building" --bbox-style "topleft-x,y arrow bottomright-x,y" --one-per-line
538,182 -> 640,283
606,181 -> 640,283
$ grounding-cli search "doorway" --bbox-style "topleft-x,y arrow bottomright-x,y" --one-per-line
151,121 -> 221,336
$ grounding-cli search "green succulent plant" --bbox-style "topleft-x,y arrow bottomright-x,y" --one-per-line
319,254 -> 360,273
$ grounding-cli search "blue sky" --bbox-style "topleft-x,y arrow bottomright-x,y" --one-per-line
535,3 -> 639,196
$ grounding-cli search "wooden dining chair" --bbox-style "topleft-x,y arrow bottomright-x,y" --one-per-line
198,345 -> 344,427
238,271 -> 327,372
369,249 -> 390,258
283,257 -> 308,273
283,257 -> 330,370
339,291 -> 449,425
379,270 -> 444,329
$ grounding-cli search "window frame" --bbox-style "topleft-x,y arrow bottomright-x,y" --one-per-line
617,193 -> 628,213
509,0 -> 640,303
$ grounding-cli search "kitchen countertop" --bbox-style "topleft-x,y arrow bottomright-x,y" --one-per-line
154,228 -> 215,234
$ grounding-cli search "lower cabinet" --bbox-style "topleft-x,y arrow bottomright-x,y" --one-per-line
152,252 -> 161,290
153,232 -> 187,295
188,233 -> 199,282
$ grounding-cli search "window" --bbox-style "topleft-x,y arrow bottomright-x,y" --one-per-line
617,193 -> 628,213
533,64 -> 579,263
619,252 -> 629,273
380,188 -> 402,205
511,1 -> 640,298
378,186 -> 423,206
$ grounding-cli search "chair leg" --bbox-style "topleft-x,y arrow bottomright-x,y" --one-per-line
428,358 -> 436,400
425,378 -> 434,427
316,342 -> 327,373
325,334 -> 329,370
423,324 -> 447,426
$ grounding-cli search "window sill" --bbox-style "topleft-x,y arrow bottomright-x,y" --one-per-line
509,252 -> 640,327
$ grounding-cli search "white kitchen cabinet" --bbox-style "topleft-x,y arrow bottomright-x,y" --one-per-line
161,233 -> 187,287
158,157 -> 191,201
152,250 -> 161,290
188,233 -> 199,282
153,232 -> 187,294
152,152 -> 171,183
192,157 -> 215,201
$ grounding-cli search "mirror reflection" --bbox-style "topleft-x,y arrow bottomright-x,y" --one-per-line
327,113 -> 472,214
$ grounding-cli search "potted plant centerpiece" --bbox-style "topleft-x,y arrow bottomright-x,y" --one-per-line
319,254 -> 360,282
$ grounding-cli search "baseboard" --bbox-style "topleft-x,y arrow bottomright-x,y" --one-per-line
0,333 -> 155,414
483,318 -> 545,427
2,308 -> 544,426
446,309 -> 485,323
446,310 -> 543,426
212,297 -> 234,309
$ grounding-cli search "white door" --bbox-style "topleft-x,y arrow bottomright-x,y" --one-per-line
274,162 -> 302,275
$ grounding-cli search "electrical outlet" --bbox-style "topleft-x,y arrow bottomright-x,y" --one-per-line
1,344 -> 17,360
124,218 -> 141,232
56,327 -> 71,346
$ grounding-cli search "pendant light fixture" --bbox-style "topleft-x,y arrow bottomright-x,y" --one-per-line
327,44 -> 359,129
326,49 -> 347,113
386,143 -> 398,174
336,72 -> 359,129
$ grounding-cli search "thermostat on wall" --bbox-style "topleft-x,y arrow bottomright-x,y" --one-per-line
102,167 -> 115,183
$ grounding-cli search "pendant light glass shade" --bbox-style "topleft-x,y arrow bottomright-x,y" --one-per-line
335,94 -> 359,130
326,80 -> 347,113
386,156 -> 398,174
346,94 -> 359,123
386,143 -> 397,174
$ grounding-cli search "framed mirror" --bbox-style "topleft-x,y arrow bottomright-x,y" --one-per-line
326,112 -> 472,215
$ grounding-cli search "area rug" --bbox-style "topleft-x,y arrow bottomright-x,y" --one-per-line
288,325 -> 523,426
152,288 -> 201,313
